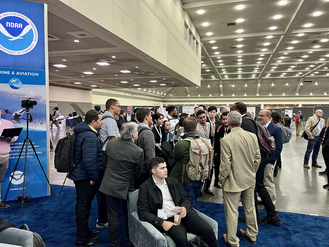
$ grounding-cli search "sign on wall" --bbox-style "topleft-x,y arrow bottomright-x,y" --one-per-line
0,0 -> 48,200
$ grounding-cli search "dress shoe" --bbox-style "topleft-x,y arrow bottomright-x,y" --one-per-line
75,237 -> 101,247
319,171 -> 327,176
312,164 -> 322,168
214,183 -> 222,188
0,202 -> 9,208
222,234 -> 232,246
204,189 -> 215,196
260,215 -> 282,226
304,164 -> 310,169
90,229 -> 101,237
239,229 -> 256,244
323,184 -> 329,189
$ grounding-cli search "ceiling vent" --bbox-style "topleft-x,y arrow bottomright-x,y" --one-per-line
67,31 -> 95,39
134,72 -> 145,75
230,47 -> 237,49
295,56 -> 301,59
304,80 -> 313,83
103,59 -> 117,63
227,22 -> 236,26
311,40 -> 319,43
48,34 -> 61,41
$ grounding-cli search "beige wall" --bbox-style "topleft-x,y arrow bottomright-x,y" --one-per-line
60,0 -> 201,86
49,86 -> 92,103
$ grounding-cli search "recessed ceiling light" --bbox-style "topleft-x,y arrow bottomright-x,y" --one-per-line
263,42 -> 270,46
291,65 -> 295,68
120,70 -> 131,73
285,82 -> 289,86
218,60 -> 223,62
266,35 -> 273,39
238,55 -> 242,58
210,40 -> 216,43
53,64 -> 67,68
278,1 -> 288,6
320,39 -> 328,42
62,59 -> 66,61
280,56 -> 286,59
308,51 -> 313,53
269,26 -> 277,30
297,33 -> 305,36
236,29 -> 244,33
97,62 -> 110,66
73,82 -> 81,84
197,9 -> 205,14
83,71 -> 93,75
238,62 -> 242,65
314,45 -> 320,48
220,63 -> 224,66
273,14 -> 282,19
236,18 -> 244,23
315,72 -> 319,74
269,92 -> 272,96
277,60 -> 282,62
282,92 -> 285,96
237,59 -> 242,61
296,92 -> 299,95
302,55 -> 308,58
310,65 -> 315,67
135,66 -> 138,68
202,64 -> 206,67
257,61 -> 261,64
212,46 -> 218,49
93,68 -> 96,70
298,59 -> 303,61
237,38 -> 244,41
206,32 -> 213,36
306,67 -> 310,70
310,92 -> 313,95
284,53 -> 288,55
133,84 -> 140,87
236,4 -> 245,10
74,39 -> 79,42
237,50 -> 243,53
260,54 -> 265,56
237,44 -> 243,48
112,56 -> 116,59
291,40 -> 299,44
320,58 -> 325,61
258,58 -> 264,60
202,22 -> 209,27
312,11 -> 322,16
287,47 -> 294,50
215,52 -> 220,54
304,23 -> 313,28
261,48 -> 267,51
150,80 -> 157,83
90,85 -> 97,87
120,81 -> 128,84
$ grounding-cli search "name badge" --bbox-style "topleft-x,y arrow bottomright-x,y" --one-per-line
157,209 -> 167,219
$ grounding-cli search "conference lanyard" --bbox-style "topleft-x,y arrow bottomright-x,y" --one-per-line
155,125 -> 162,143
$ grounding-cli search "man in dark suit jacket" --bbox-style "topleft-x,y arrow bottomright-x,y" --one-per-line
258,110 -> 283,205
232,102 -> 281,226
137,157 -> 219,247
99,122 -> 144,247
124,106 -> 135,122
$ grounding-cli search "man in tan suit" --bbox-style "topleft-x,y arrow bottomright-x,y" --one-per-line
220,111 -> 261,247
303,109 -> 325,169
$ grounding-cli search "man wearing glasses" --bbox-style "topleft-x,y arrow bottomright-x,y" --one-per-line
97,98 -> 121,229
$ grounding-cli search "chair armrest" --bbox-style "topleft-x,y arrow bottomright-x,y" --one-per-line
0,227 -> 34,247
129,212 -> 167,247
194,209 -> 218,240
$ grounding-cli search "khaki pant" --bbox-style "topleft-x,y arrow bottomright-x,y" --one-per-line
223,186 -> 258,247
264,163 -> 276,205
296,122 -> 302,136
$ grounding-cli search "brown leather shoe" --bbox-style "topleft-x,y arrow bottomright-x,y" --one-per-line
304,164 -> 310,169
0,202 -> 9,208
239,229 -> 256,244
222,234 -> 231,246
312,164 -> 322,168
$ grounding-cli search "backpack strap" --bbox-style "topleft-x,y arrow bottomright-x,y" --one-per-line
181,138 -> 192,184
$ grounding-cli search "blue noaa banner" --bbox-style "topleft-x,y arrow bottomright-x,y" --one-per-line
0,0 -> 48,201
0,0 -> 45,70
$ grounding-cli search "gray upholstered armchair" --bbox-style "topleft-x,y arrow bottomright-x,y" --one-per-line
0,227 -> 34,246
128,190 -> 218,247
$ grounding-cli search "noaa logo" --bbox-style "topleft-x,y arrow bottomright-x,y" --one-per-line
9,77 -> 22,89
0,12 -> 38,55
10,171 -> 25,185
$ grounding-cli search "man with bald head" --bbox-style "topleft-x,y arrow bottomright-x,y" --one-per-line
303,109 -> 325,169
258,110 -> 283,205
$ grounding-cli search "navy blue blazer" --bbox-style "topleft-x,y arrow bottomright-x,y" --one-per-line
267,122 -> 283,165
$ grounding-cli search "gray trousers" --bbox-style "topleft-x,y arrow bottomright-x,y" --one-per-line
0,156 -> 10,201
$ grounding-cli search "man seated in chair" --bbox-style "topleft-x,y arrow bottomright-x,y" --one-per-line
137,157 -> 219,247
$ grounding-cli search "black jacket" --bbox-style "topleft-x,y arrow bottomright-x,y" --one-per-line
137,176 -> 193,229
124,113 -> 135,122
214,125 -> 231,156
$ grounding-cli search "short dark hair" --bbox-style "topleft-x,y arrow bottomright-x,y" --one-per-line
120,109 -> 126,115
54,107 -> 59,110
271,112 -> 281,124
196,110 -> 206,117
199,105 -> 206,111
183,117 -> 198,132
85,110 -> 100,124
208,106 -> 217,112
150,157 -> 166,170
105,98 -> 118,111
134,108 -> 139,114
166,105 -> 176,114
194,106 -> 198,110
179,113 -> 189,126
152,113 -> 164,123
221,111 -> 229,119
234,102 -> 247,114
94,105 -> 101,112
136,108 -> 151,122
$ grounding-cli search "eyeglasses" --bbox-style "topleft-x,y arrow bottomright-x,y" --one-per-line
114,104 -> 121,108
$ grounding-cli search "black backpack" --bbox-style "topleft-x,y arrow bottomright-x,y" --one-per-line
54,132 -> 76,172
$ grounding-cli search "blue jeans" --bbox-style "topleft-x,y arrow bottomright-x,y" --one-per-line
303,138 -> 321,165
183,182 -> 203,209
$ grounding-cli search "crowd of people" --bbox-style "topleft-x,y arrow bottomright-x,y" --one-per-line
53,100 -> 329,246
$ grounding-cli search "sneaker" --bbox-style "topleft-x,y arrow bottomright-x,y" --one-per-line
96,222 -> 108,229
0,202 -> 9,208
260,215 -> 282,226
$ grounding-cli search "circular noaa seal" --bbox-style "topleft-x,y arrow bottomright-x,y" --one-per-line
0,12 -> 38,55
9,77 -> 22,89
10,171 -> 25,185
